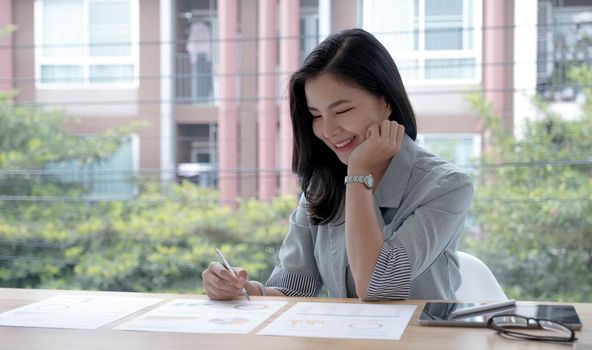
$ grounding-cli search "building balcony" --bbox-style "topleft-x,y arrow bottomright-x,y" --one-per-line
174,52 -> 217,105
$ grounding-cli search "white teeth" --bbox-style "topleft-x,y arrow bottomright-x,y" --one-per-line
335,138 -> 353,148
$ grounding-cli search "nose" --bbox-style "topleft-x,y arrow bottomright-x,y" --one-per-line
322,115 -> 340,139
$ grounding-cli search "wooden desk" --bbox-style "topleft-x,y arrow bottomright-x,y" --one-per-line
0,288 -> 589,349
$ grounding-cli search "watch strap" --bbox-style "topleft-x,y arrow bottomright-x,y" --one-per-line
344,174 -> 374,189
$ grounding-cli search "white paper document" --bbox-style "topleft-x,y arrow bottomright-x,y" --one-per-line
114,299 -> 288,334
0,294 -> 163,329
258,302 -> 416,340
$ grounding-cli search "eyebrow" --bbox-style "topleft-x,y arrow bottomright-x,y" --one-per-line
308,99 -> 352,112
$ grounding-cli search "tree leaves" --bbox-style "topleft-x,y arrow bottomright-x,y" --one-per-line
462,65 -> 592,302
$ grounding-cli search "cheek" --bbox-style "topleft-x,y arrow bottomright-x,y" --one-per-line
349,112 -> 376,133
311,121 -> 324,139
356,110 -> 386,131
368,107 -> 388,123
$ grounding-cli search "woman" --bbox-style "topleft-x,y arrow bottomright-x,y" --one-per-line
202,28 -> 473,301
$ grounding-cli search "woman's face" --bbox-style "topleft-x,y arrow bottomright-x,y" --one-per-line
305,73 -> 391,165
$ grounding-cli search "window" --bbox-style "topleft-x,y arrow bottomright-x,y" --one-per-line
85,136 -> 138,197
300,6 -> 320,65
363,0 -> 481,83
417,134 -> 481,167
536,2 -> 592,101
35,0 -> 139,87
176,124 -> 217,188
45,135 -> 139,199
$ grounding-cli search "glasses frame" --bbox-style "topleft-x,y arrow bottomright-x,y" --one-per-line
487,314 -> 577,343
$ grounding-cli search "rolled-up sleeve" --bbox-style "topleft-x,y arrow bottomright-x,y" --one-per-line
364,239 -> 411,300
364,171 -> 473,301
265,196 -> 323,297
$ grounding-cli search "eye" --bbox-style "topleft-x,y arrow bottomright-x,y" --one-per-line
336,107 -> 353,115
310,114 -> 322,119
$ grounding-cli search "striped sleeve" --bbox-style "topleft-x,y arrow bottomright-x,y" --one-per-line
265,267 -> 323,297
363,239 -> 411,301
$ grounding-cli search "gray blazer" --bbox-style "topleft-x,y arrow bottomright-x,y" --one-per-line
266,135 -> 473,300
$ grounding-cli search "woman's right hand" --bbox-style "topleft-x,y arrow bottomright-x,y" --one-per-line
347,120 -> 405,176
201,262 -> 249,300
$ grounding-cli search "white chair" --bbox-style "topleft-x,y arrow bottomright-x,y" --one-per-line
456,251 -> 508,302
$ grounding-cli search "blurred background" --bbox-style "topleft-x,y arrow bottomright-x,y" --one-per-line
0,0 -> 590,301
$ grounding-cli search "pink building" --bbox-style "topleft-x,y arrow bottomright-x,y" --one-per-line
2,0 -> 585,205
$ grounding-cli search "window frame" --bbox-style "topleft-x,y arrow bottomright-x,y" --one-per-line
362,0 -> 483,85
34,0 -> 140,89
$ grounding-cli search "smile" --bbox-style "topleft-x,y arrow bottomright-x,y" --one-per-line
333,137 -> 355,150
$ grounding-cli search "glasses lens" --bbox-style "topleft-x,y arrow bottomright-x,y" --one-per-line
537,320 -> 573,336
491,315 -> 528,328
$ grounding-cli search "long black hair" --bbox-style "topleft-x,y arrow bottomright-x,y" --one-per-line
289,28 -> 417,225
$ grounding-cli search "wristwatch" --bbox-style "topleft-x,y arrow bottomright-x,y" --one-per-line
344,174 -> 374,189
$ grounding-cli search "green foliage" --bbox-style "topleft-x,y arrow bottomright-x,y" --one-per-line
0,182 -> 295,293
0,96 -> 138,169
462,65 -> 592,302
0,93 -> 141,197
0,82 -> 294,294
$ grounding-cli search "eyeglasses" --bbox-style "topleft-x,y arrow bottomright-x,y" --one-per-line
487,314 -> 577,342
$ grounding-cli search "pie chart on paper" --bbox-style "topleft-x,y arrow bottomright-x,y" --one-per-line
234,304 -> 268,311
208,317 -> 250,325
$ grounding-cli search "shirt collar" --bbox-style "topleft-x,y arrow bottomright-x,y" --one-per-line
374,134 -> 417,209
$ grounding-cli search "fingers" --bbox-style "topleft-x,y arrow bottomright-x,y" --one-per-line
364,121 -> 404,157
394,122 -> 405,153
234,268 -> 248,285
371,120 -> 403,139
383,120 -> 390,138
204,278 -> 243,300
351,120 -> 405,171
376,120 -> 404,148
366,123 -> 380,140
202,262 -> 246,300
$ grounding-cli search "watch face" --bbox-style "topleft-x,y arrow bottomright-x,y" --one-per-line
365,176 -> 374,188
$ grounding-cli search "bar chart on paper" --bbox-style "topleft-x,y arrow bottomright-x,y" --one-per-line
258,302 -> 416,340
114,299 -> 287,334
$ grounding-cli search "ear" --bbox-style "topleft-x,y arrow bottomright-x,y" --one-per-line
381,96 -> 392,118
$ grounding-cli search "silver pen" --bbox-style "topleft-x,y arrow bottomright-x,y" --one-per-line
450,299 -> 516,319
215,248 -> 251,301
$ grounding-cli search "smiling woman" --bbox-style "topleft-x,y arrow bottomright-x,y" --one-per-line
305,74 -> 395,167
202,28 -> 473,302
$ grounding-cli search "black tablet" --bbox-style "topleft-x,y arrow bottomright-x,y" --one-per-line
418,301 -> 582,330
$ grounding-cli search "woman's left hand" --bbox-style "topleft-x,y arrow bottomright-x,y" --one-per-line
348,120 -> 405,175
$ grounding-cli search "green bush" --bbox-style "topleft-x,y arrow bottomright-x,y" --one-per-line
0,182 -> 296,293
0,86 -> 295,294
